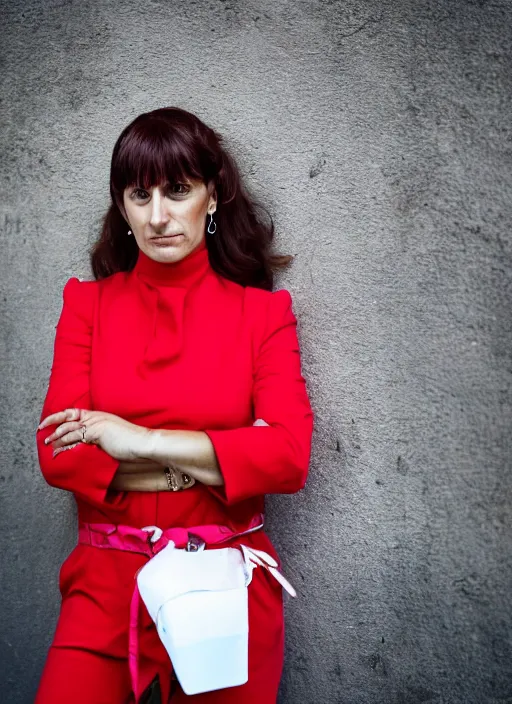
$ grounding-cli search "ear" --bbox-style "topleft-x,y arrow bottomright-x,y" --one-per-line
207,181 -> 217,214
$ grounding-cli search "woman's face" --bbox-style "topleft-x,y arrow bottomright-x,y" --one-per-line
121,178 -> 217,263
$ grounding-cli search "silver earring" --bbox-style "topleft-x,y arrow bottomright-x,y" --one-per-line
207,212 -> 217,235
127,229 -> 132,236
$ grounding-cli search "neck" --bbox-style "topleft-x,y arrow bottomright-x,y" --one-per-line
133,239 -> 211,287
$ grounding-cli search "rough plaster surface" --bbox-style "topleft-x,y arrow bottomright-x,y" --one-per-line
1,1 -> 511,702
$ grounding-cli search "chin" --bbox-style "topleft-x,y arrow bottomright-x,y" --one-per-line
148,238 -> 186,254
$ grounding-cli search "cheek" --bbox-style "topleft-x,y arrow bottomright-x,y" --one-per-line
123,196 -> 134,217
124,204 -> 140,224
180,200 -> 206,228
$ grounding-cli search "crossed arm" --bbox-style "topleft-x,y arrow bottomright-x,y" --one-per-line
110,419 -> 271,492
36,278 -> 312,509
97,426 -> 224,492
38,411 -> 269,493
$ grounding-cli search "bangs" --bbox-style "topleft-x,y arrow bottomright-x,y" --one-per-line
114,125 -> 206,191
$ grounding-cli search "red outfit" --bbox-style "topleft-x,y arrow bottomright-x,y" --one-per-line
35,238 -> 314,703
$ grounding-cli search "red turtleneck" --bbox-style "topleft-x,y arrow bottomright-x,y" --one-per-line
35,237 -> 313,699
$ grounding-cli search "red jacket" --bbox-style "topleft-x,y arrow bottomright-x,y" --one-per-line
35,237 -> 314,697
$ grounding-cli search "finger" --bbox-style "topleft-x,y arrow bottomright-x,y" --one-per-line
38,408 -> 82,430
44,420 -> 83,445
53,442 -> 81,457
51,427 -> 87,453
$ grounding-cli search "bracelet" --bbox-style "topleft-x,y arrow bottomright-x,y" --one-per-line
164,466 -> 179,492
164,466 -> 193,492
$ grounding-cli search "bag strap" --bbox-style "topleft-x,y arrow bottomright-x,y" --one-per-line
240,545 -> 297,598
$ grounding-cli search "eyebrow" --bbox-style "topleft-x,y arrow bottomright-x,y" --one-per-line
133,178 -> 194,188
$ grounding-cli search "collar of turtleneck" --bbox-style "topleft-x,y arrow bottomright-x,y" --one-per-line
133,237 -> 211,288
130,238 -> 212,378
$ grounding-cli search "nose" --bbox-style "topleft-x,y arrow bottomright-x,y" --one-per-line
149,188 -> 170,229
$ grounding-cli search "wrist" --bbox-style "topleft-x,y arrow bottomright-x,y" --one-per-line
143,428 -> 162,462
144,428 -> 179,468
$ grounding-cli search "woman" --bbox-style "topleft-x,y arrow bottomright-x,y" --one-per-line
35,106 -> 314,703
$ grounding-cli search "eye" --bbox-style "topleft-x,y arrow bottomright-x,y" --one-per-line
129,183 -> 190,200
131,188 -> 149,200
168,182 -> 190,196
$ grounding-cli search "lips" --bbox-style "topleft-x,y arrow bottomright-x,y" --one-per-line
151,234 -> 182,239
151,234 -> 183,241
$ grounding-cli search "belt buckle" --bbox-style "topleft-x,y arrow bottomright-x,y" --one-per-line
186,533 -> 206,552
141,526 -> 164,554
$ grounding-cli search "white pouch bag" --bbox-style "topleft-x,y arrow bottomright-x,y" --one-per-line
136,539 -> 253,695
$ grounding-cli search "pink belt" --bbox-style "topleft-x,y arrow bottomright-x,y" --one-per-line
78,514 -> 265,702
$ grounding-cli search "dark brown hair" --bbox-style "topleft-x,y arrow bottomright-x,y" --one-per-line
91,107 -> 292,290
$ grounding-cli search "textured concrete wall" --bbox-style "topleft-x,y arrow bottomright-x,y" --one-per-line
1,1 -> 511,702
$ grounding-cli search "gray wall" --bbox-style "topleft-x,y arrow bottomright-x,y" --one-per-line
1,1 -> 511,702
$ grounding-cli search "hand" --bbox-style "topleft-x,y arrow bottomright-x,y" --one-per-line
38,408 -> 152,461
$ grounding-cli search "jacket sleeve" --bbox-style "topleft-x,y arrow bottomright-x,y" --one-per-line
36,277 -> 125,510
204,289 -> 314,505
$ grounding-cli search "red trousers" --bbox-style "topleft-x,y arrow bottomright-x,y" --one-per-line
35,564 -> 284,703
